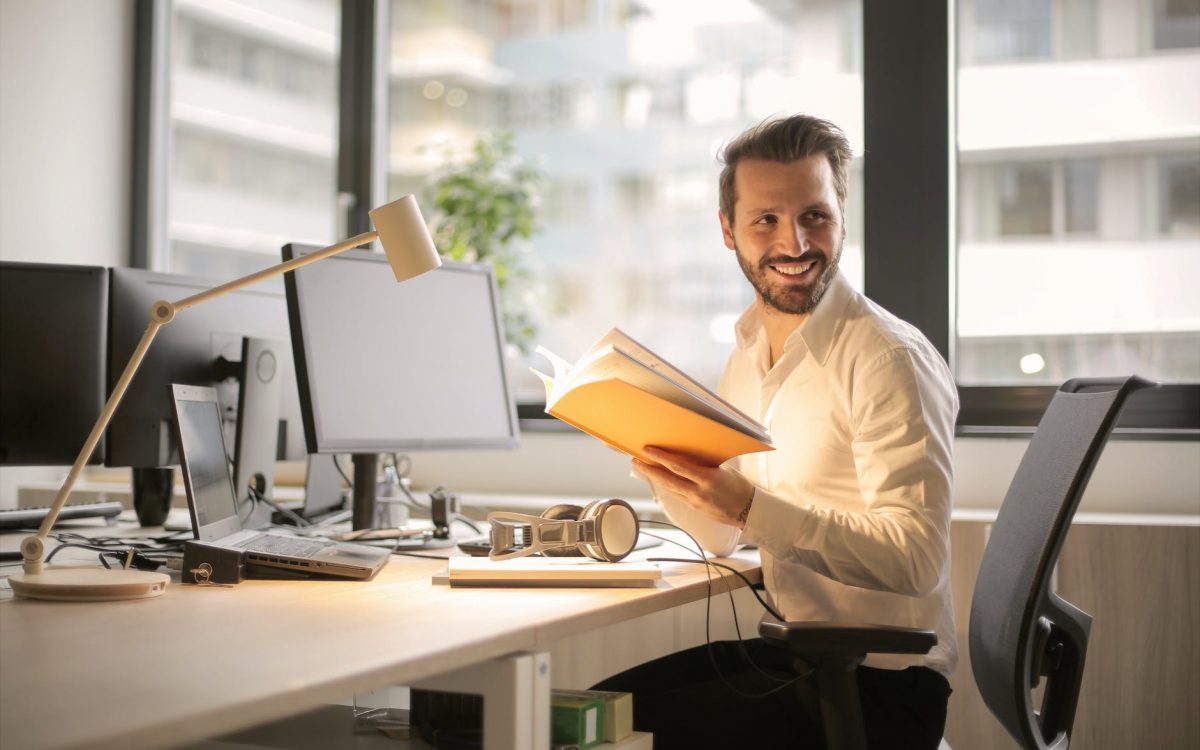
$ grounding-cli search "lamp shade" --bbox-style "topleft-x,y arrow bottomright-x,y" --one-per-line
370,195 -> 442,282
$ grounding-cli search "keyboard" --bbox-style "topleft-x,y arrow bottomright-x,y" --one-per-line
235,534 -> 333,559
0,501 -> 124,530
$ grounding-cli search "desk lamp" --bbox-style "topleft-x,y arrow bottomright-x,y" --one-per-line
10,195 -> 441,602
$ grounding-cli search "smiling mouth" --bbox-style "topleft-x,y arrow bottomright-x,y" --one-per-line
768,258 -> 819,277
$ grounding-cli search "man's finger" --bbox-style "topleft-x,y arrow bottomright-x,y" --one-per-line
642,446 -> 704,480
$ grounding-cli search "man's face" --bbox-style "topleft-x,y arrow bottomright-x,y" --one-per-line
720,156 -> 845,316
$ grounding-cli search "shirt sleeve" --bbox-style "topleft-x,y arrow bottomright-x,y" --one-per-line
740,346 -> 958,596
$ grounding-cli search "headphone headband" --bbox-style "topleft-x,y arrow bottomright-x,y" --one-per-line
487,499 -> 639,562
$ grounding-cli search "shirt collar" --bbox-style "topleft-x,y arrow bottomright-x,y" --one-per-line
733,271 -> 854,369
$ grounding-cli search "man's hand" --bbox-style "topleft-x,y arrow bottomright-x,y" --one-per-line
633,446 -> 755,529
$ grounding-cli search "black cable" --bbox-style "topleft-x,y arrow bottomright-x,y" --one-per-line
50,531 -> 186,555
248,485 -> 310,528
637,520 -> 802,699
452,515 -> 482,534
390,454 -> 429,510
648,555 -> 783,623
331,454 -> 352,487
390,550 -> 454,559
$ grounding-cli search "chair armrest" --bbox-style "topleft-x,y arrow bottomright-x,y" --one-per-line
759,614 -> 937,656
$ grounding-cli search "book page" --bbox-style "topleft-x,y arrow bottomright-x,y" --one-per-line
531,344 -> 577,403
595,328 -> 763,435
572,347 -> 769,442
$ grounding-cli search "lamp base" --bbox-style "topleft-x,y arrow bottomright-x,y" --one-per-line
9,567 -> 169,601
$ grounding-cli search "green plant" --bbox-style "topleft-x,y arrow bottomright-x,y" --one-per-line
423,132 -> 544,354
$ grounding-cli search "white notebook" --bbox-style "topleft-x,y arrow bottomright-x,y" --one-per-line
441,557 -> 662,588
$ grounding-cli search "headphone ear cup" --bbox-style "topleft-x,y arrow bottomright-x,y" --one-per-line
540,504 -> 584,556
579,499 -> 639,562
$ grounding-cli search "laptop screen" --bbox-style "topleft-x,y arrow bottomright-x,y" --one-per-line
173,387 -> 243,541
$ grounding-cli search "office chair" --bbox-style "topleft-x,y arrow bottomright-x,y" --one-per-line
758,375 -> 1154,750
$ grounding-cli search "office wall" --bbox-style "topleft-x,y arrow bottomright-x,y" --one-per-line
0,0 -> 133,266
0,0 -> 135,507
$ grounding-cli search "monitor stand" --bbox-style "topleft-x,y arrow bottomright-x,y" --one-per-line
231,337 -> 284,529
351,453 -> 378,530
349,453 -> 456,549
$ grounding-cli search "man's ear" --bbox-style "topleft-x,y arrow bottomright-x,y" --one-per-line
719,210 -> 736,251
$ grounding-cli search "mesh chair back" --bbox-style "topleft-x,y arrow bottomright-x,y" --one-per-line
968,376 -> 1153,750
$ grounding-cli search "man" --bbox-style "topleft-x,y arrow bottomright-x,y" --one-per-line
595,115 -> 958,749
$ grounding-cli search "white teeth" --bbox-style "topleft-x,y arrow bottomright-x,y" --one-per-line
772,260 -> 816,276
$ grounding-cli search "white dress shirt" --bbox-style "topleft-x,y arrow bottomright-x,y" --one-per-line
648,272 -> 958,675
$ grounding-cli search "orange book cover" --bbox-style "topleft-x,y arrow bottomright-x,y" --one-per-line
532,329 -> 772,467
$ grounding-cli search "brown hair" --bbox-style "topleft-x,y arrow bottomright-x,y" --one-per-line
718,114 -> 853,224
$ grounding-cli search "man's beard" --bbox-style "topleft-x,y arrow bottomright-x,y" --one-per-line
734,239 -> 842,316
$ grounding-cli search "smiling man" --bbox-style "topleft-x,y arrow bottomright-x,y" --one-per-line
594,115 -> 959,749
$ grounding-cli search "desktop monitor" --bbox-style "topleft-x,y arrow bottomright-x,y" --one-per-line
0,261 -> 108,466
282,245 -> 519,527
107,267 -> 307,522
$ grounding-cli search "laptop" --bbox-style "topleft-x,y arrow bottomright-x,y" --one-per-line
169,384 -> 389,580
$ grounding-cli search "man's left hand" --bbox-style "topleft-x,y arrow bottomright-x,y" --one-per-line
633,446 -> 755,529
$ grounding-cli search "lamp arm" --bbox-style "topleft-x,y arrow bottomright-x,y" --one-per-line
19,229 -> 381,574
20,318 -> 166,573
174,230 -> 378,312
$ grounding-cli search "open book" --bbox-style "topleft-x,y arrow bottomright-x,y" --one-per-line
531,328 -> 772,466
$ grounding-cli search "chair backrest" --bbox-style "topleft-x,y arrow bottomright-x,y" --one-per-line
968,376 -> 1153,750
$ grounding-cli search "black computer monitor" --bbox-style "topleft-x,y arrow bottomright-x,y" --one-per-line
283,245 -> 519,529
0,261 -> 108,466
107,267 -> 307,522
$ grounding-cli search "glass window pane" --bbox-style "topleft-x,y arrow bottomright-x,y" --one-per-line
167,0 -> 341,281
956,0 -> 1200,385
998,162 -> 1053,236
1159,153 -> 1200,235
389,0 -> 864,399
1065,158 -> 1099,235
971,0 -> 1051,62
1154,0 -> 1200,51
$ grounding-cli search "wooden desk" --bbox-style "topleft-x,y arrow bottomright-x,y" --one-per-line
0,535 -> 761,750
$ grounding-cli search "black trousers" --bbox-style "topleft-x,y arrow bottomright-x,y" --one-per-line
592,638 -> 950,750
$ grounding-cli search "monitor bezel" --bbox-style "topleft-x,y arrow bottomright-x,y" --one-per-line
283,244 -> 520,455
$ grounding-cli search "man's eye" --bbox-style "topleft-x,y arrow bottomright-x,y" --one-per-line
755,215 -> 778,225
804,211 -> 827,223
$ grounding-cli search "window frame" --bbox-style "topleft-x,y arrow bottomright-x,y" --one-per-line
865,0 -> 1198,438
133,0 -> 1199,439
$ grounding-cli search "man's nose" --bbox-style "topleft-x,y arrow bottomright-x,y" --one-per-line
778,221 -> 808,255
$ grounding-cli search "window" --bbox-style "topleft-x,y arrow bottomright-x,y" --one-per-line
387,0 -> 865,400
161,0 -> 341,280
961,158 -> 1099,240
972,0 -> 1052,61
998,161 -> 1053,236
1153,0 -> 1200,50
965,0 -> 1100,64
1159,153 -> 1200,235
956,0 -> 1200,396
134,0 -> 1197,433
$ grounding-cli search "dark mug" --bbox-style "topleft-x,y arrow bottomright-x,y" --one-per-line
132,467 -> 174,527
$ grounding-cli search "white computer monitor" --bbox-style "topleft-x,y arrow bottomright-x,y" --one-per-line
283,245 -> 519,528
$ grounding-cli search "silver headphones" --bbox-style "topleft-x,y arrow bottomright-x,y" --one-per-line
487,498 -> 639,562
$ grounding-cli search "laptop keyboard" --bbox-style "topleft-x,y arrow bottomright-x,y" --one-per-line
236,534 -> 334,559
